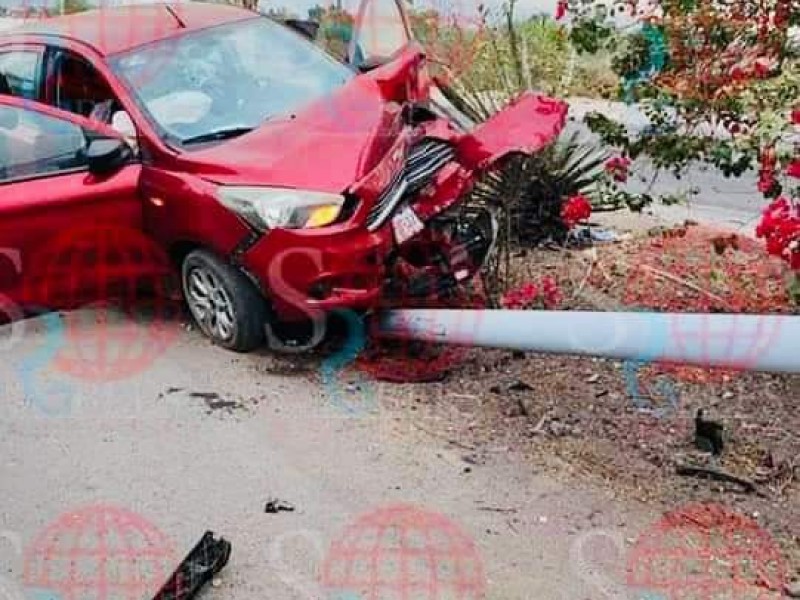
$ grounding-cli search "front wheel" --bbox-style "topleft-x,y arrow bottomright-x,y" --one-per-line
182,249 -> 267,352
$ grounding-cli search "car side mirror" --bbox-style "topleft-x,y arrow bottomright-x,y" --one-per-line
283,19 -> 319,40
81,137 -> 132,176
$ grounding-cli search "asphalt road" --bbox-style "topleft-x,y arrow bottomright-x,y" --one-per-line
563,101 -> 768,236
0,308 -> 655,600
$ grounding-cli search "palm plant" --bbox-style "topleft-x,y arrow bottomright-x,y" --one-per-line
432,2 -> 611,297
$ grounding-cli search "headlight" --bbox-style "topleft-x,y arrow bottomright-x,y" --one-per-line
217,186 -> 345,232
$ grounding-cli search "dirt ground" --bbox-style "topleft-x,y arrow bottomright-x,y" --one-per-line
345,218 -> 800,582
2,216 -> 797,598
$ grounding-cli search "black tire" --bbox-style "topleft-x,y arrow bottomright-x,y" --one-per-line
182,249 -> 267,352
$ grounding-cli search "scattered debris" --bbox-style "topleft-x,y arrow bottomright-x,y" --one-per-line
695,409 -> 724,455
187,391 -> 246,413
264,499 -> 295,514
508,379 -> 534,393
476,505 -> 518,514
516,397 -> 530,417
675,463 -> 762,496
152,531 -> 231,600
711,233 -> 740,255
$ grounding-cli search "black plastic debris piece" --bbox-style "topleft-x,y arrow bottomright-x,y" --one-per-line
695,408 -> 724,455
152,531 -> 231,600
264,499 -> 295,514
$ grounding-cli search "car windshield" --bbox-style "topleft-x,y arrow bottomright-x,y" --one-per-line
108,17 -> 355,146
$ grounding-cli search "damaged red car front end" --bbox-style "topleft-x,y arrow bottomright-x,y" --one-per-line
220,47 -> 569,324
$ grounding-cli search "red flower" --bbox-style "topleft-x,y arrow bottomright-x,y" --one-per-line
787,160 -> 800,179
500,278 -> 563,309
605,156 -> 632,182
791,108 -> 800,125
540,276 -> 563,308
555,0 -> 568,20
756,197 -> 800,269
561,194 -> 592,229
500,283 -> 539,309
753,56 -> 775,78
758,172 -> 777,194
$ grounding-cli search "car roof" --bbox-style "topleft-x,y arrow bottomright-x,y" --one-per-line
6,2 -> 256,56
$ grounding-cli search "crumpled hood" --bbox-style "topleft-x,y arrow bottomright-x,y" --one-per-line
177,76 -> 405,193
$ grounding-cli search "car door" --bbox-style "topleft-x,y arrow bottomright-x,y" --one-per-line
0,97 -> 143,312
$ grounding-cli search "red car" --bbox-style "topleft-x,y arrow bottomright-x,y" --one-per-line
0,1 -> 566,351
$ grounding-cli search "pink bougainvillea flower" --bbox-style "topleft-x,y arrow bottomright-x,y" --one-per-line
753,56 -> 777,78
786,160 -> 800,179
540,276 -> 563,308
790,108 -> 800,125
555,0 -> 568,20
500,278 -> 563,310
756,197 -> 800,269
758,173 -> 777,194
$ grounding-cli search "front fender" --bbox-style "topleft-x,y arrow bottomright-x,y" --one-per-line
455,92 -> 568,172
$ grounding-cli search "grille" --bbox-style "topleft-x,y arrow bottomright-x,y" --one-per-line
366,139 -> 455,230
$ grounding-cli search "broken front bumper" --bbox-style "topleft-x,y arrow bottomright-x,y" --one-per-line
242,93 -> 568,321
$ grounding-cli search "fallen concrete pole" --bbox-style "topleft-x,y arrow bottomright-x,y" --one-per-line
379,310 -> 800,373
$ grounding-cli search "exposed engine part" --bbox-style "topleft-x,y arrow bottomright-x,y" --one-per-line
384,205 -> 498,301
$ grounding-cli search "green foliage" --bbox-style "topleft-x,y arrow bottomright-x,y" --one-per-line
62,0 -> 89,14
569,18 -> 614,55
442,72 -> 610,245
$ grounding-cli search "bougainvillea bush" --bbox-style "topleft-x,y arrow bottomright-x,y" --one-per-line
559,0 -> 800,272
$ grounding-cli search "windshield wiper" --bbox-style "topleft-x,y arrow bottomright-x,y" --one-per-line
181,126 -> 255,145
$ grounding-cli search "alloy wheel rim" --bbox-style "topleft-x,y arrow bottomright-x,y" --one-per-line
186,266 -> 235,342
